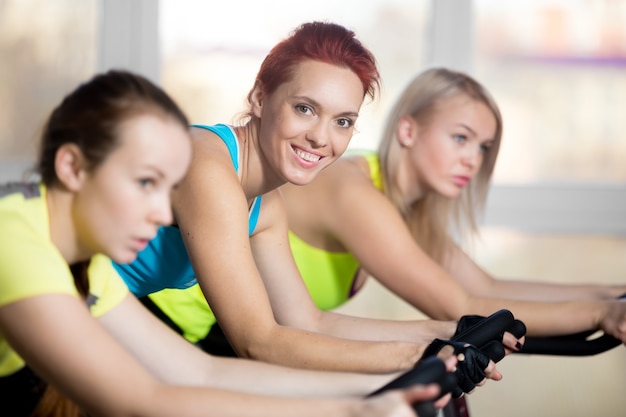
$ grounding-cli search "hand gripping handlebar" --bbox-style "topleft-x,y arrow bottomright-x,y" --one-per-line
367,356 -> 457,417
368,309 -> 525,417
518,294 -> 625,356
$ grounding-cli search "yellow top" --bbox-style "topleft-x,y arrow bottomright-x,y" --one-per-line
0,183 -> 128,376
290,150 -> 384,310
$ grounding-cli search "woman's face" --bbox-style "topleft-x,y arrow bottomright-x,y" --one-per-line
255,59 -> 365,186
73,113 -> 191,264
407,94 -> 497,200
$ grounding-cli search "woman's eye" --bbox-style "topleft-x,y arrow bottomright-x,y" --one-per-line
295,104 -> 313,115
453,134 -> 467,143
138,178 -> 155,189
336,118 -> 354,128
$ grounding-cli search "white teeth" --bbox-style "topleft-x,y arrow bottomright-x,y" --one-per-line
295,149 -> 321,162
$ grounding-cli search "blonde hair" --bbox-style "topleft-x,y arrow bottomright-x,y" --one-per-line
377,67 -> 502,262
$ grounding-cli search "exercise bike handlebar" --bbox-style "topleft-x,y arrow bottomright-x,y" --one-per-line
519,330 -> 621,356
368,309 -> 520,417
518,294 -> 626,356
367,356 -> 457,417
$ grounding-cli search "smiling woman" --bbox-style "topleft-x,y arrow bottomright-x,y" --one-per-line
113,22 -> 511,392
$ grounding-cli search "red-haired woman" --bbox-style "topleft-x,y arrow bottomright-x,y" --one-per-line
0,69 -> 460,417
115,21 -> 517,391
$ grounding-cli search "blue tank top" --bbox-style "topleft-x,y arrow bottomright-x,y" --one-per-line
113,124 -> 262,297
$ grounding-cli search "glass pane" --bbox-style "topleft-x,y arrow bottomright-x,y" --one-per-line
474,0 -> 626,184
0,0 -> 97,181
160,0 -> 428,150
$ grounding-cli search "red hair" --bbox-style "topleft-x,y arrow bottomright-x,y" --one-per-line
246,21 -> 380,112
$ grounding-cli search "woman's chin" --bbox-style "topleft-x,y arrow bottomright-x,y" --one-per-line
109,250 -> 139,265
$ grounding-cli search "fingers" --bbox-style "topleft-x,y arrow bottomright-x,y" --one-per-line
401,384 -> 441,406
433,392 -> 452,410
421,338 -> 504,397
502,331 -> 525,354
441,352 -> 458,372
481,359 -> 502,381
452,344 -> 503,396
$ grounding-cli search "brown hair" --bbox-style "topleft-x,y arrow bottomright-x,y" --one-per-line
377,67 -> 502,262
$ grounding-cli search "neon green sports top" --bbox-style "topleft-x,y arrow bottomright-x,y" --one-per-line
0,183 -> 128,376
146,151 -> 383,344
291,151 -> 384,310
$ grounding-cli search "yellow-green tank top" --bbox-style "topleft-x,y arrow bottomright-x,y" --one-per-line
290,150 -> 383,310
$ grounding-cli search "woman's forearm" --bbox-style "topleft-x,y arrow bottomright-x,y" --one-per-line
315,311 -> 455,345
235,324 -> 423,373
480,279 -> 626,302
206,355 -> 397,397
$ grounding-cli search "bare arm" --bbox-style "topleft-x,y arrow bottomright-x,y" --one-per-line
253,190 -> 456,346
445,245 -> 626,302
0,293 -> 441,417
251,192 -> 501,382
99,293 -> 398,397
298,158 -> 626,341
171,129 -> 436,373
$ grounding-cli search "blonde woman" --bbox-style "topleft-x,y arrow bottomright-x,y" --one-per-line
280,67 -> 626,344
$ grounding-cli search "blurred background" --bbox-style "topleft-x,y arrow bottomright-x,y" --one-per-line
1,1 -> 624,416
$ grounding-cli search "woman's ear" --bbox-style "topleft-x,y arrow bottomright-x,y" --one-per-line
396,115 -> 418,148
54,143 -> 87,191
249,82 -> 264,118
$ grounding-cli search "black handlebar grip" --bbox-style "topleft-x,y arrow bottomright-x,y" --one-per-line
478,340 -> 507,363
519,330 -> 621,356
413,372 -> 457,417
452,309 -> 516,362
508,318 -> 527,339
369,309 -> 525,416
367,356 -> 457,417
368,357 -> 447,396
518,294 -> 625,356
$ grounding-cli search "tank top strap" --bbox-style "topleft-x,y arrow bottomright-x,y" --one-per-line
192,123 -> 240,172
192,123 -> 262,236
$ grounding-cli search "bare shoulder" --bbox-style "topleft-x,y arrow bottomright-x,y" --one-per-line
188,126 -> 233,168
288,153 -> 372,198
281,153 -> 382,237
323,153 -> 378,199
177,125 -> 243,192
172,126 -> 245,224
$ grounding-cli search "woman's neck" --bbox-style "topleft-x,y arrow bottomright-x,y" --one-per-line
393,151 -> 426,208
236,119 -> 288,199
46,186 -> 90,264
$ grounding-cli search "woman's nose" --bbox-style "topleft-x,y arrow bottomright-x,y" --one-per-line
306,121 -> 329,148
151,194 -> 174,226
462,145 -> 482,169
